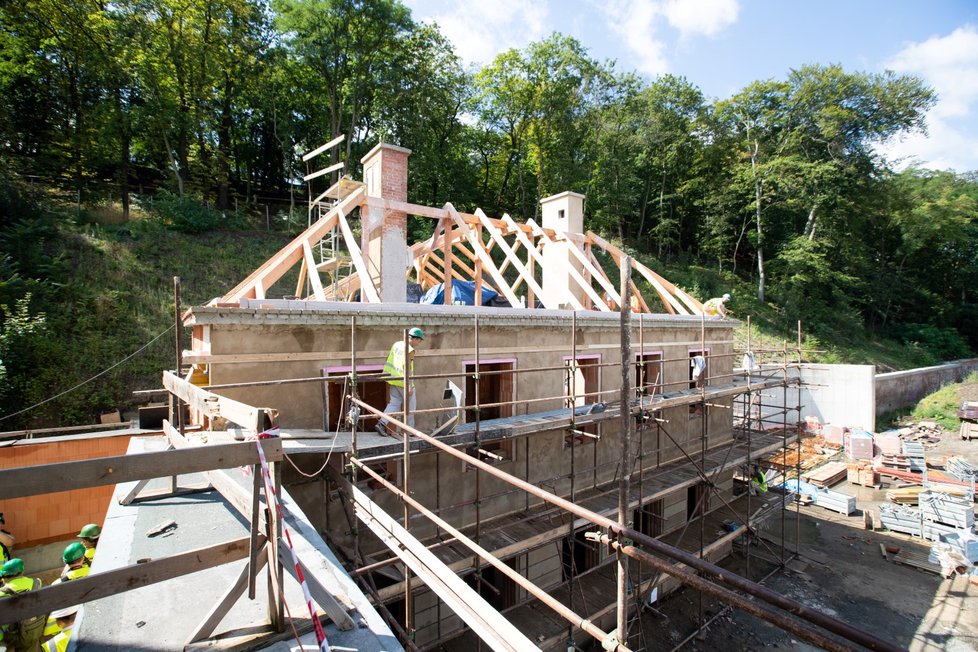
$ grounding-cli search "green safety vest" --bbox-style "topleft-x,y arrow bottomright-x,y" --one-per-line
752,469 -> 768,492
383,341 -> 414,388
57,565 -> 89,583
1,575 -> 36,595
44,624 -> 73,652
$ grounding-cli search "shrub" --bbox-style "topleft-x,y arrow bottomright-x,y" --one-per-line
147,190 -> 223,233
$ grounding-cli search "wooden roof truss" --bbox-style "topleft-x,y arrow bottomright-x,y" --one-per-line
219,193 -> 704,315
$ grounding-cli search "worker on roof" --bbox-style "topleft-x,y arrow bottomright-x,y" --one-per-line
703,293 -> 731,318
77,523 -> 100,565
55,543 -> 90,584
377,327 -> 424,437
1,558 -> 46,650
42,606 -> 77,652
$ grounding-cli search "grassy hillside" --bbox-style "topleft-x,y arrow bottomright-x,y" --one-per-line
0,184 -> 962,429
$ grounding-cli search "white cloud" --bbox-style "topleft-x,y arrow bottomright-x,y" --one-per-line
404,0 -> 548,65
597,0 -> 668,75
881,25 -> 978,172
662,0 -> 739,38
595,0 -> 738,76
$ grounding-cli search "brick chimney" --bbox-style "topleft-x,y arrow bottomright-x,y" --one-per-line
540,191 -> 586,308
361,143 -> 411,303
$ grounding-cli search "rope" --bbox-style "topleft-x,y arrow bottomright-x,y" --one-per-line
284,375 -> 348,479
0,324 -> 175,423
254,429 -> 330,652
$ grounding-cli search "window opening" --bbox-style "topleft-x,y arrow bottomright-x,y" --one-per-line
322,365 -> 387,432
564,355 -> 600,446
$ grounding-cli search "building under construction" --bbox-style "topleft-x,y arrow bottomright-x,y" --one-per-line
0,142 -> 899,652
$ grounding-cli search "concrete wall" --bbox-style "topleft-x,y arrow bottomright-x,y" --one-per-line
0,434 -> 132,546
875,358 -> 978,416
759,364 -> 876,432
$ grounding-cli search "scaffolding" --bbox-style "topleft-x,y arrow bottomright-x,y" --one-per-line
188,292 -> 895,650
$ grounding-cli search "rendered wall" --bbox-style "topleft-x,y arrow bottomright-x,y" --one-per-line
190,304 -> 736,555
875,358 -> 978,416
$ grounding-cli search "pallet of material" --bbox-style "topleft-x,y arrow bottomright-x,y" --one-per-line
919,492 -> 975,529
886,485 -> 924,505
960,421 -> 978,440
803,461 -> 848,488
847,462 -> 880,487
890,548 -> 946,576
946,456 -> 978,482
813,488 -> 857,515
878,504 -> 966,541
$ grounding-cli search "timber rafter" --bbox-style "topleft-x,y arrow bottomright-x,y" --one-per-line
220,192 -> 704,315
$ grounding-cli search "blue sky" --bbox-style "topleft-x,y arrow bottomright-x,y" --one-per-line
402,0 -> 978,173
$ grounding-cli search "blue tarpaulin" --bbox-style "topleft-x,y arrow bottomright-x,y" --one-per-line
420,281 -> 499,306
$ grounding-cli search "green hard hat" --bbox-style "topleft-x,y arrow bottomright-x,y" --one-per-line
0,558 -> 24,577
63,542 -> 86,564
408,327 -> 424,340
78,523 -> 101,539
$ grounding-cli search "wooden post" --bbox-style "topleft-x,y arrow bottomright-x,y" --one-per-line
402,327 -> 413,638
617,256 -> 632,646
173,276 -> 183,494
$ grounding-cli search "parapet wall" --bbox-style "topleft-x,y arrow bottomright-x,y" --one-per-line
0,433 -> 132,547
875,358 -> 978,416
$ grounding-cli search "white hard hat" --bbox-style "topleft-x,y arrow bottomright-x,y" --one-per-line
722,293 -> 731,301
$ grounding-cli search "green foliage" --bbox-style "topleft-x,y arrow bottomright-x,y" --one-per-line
0,294 -> 46,395
910,373 -> 978,431
146,191 -> 224,233
894,324 -> 972,362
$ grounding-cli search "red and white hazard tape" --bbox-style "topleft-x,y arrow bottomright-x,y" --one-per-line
254,427 -> 330,652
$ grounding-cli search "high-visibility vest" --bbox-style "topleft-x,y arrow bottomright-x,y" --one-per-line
44,624 -> 73,652
703,298 -> 725,316
57,565 -> 89,583
84,546 -> 95,564
0,575 -> 36,595
752,469 -> 768,492
383,341 -> 414,388
43,615 -> 62,638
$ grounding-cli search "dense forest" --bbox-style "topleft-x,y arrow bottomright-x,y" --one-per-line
1,0 -> 977,427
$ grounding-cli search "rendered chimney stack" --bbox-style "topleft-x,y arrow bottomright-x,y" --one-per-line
361,142 -> 411,303
540,191 -> 586,309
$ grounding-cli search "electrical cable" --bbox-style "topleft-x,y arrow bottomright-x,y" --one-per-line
283,374 -> 348,478
0,324 -> 175,423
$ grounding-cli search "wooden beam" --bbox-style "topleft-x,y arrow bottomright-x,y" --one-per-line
185,545 -> 269,645
222,187 -> 364,303
0,536 -> 257,624
525,219 -> 609,310
350,482 -> 537,651
477,210 -> 554,309
302,241 -> 326,301
302,134 -> 345,162
0,439 -> 282,500
440,217 -> 453,305
277,539 -> 356,630
337,207 -> 380,303
163,370 -> 277,433
302,161 -> 344,183
447,204 -> 520,307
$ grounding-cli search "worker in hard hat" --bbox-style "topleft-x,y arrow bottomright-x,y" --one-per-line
55,543 -> 90,584
749,465 -> 769,495
77,523 -> 100,565
377,327 -> 425,436
42,606 -> 77,652
1,558 -> 45,650
703,293 -> 731,318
